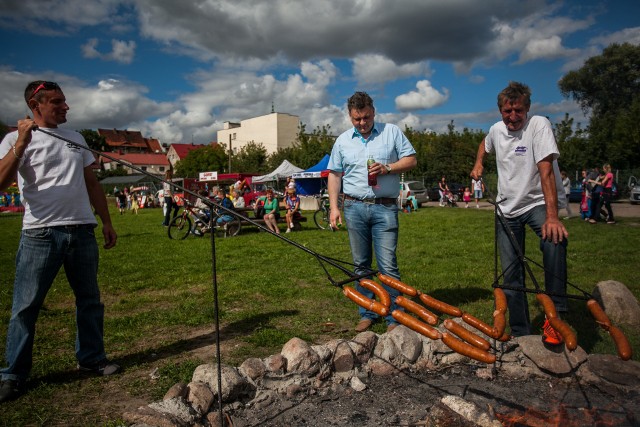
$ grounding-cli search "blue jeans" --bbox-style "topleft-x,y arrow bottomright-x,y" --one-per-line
343,199 -> 402,325
497,205 -> 568,336
1,226 -> 106,382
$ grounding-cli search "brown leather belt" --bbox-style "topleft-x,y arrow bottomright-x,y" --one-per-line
344,194 -> 397,205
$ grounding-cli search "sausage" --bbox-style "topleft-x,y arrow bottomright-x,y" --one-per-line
359,279 -> 391,308
391,310 -> 442,340
586,299 -> 611,329
547,317 -> 578,351
494,288 -> 507,313
608,325 -> 632,361
497,332 -> 511,342
343,286 -> 389,317
395,296 -> 438,325
443,319 -> 491,351
462,313 -> 500,339
492,311 -> 507,338
536,293 -> 558,319
377,273 -> 418,297
419,293 -> 463,317
441,332 -> 496,364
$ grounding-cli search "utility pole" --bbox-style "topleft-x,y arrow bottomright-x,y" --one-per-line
228,134 -> 232,173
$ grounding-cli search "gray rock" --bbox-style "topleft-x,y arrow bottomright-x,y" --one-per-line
311,344 -> 333,362
585,354 -> 640,388
148,397 -> 199,425
388,325 -> 423,363
592,280 -> 640,328
348,331 -> 377,364
350,375 -> 367,392
281,337 -> 321,376
264,353 -> 287,374
192,364 -> 252,402
163,382 -> 188,401
123,405 -> 190,427
331,341 -> 355,372
239,357 -> 266,381
373,333 -> 400,364
518,336 -> 588,374
187,381 -> 215,415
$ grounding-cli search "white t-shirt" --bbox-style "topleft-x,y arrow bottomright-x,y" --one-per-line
484,115 -> 566,218
0,128 -> 97,229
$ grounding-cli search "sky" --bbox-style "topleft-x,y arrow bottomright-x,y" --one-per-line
1,0 -> 639,147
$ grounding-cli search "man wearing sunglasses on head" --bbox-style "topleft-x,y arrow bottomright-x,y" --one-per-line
0,81 -> 119,403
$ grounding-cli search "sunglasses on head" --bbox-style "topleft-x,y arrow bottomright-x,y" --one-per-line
29,81 -> 60,99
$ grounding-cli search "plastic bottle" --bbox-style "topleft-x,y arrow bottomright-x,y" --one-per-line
367,156 -> 377,186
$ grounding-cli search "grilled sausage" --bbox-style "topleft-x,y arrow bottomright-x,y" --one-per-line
462,312 -> 500,339
547,317 -> 578,351
360,279 -> 391,308
392,310 -> 441,340
536,293 -> 558,319
608,325 -> 632,361
441,332 -> 496,364
377,273 -> 418,297
395,296 -> 438,325
494,288 -> 507,313
586,299 -> 611,329
419,294 -> 463,317
443,319 -> 491,351
343,286 -> 389,317
492,311 -> 507,338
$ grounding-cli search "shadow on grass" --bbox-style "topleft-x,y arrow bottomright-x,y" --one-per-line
428,286 -> 493,307
31,309 -> 299,387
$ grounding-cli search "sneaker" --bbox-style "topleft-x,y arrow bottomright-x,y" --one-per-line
355,318 -> 373,332
542,318 -> 564,346
607,221 -> 616,224
0,379 -> 24,403
285,228 -> 291,233
289,222 -> 294,228
77,359 -> 121,376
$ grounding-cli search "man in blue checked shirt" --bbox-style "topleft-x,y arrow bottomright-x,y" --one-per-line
328,91 -> 417,333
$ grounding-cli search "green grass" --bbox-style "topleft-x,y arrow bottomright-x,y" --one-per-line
0,204 -> 639,425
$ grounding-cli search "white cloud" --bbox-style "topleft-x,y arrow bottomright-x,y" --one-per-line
352,54 -> 431,85
395,80 -> 449,112
81,38 -> 136,64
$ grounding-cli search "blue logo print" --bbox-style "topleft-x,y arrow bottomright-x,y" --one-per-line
515,146 -> 527,156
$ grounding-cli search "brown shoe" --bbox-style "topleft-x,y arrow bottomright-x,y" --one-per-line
386,324 -> 398,332
355,319 -> 373,332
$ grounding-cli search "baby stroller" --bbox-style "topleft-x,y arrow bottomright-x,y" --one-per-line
444,190 -> 458,207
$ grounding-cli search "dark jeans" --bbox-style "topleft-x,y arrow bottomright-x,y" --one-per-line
597,188 -> 614,222
497,205 -> 568,336
163,196 -> 178,226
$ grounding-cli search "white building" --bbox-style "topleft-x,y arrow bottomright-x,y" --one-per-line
216,112 -> 300,155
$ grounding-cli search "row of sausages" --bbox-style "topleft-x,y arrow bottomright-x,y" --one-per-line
344,274 -> 632,362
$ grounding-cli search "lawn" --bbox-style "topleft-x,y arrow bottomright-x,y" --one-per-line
0,204 -> 639,425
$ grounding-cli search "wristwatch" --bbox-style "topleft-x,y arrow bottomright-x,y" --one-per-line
384,164 -> 392,174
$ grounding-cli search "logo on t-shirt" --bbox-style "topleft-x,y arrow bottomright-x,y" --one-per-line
515,146 -> 527,156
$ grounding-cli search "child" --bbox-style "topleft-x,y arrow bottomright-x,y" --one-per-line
131,192 -> 139,214
463,187 -> 472,208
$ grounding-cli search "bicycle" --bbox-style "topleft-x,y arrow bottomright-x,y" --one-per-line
168,198 -> 241,239
313,194 -> 345,230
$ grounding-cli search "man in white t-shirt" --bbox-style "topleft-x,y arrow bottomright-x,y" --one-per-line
470,81 -> 568,345
0,81 -> 120,403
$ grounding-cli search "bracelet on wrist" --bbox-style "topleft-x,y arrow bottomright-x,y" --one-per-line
12,144 -> 23,160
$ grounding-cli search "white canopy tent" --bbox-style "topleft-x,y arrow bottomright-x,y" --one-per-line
252,159 -> 303,183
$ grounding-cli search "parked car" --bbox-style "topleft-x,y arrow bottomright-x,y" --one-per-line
399,181 -> 429,207
569,185 -> 583,203
629,176 -> 640,205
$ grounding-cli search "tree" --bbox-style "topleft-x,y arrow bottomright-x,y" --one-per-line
558,43 -> 640,169
231,141 -> 268,173
174,144 -> 227,178
79,129 -> 107,152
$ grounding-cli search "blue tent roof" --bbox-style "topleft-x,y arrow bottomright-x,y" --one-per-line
292,154 -> 330,179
